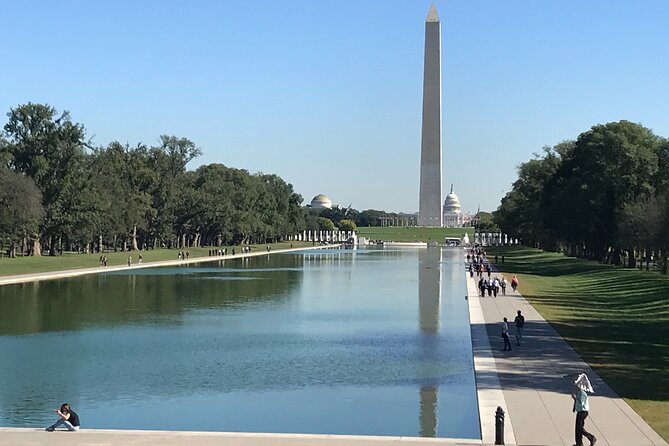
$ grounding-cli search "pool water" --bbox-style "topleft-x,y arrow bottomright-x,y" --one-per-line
0,247 -> 480,439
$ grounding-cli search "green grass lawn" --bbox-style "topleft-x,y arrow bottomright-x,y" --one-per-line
0,241 -> 312,276
488,246 -> 669,441
356,226 -> 473,242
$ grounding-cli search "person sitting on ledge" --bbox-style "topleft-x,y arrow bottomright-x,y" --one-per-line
46,403 -> 80,432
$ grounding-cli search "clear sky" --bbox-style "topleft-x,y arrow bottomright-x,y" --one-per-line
2,1 -> 668,213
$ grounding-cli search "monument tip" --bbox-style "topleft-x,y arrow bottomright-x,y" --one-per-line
426,3 -> 439,22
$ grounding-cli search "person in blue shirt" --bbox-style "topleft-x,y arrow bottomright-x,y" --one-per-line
571,386 -> 596,446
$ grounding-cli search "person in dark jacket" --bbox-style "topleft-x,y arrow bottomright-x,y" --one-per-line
46,403 -> 80,432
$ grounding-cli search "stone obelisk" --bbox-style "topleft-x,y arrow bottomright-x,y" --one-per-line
418,4 -> 442,227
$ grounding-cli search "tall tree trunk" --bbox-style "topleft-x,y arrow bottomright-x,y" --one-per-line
131,225 -> 139,251
627,248 -> 636,268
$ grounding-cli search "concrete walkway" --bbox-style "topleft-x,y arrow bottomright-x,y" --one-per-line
467,265 -> 667,446
0,428 -> 480,445
0,245 -> 332,286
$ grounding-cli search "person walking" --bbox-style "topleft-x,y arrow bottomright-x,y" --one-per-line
501,317 -> 512,351
572,374 -> 597,446
514,310 -> 525,346
511,275 -> 519,292
500,276 -> 507,295
46,403 -> 80,432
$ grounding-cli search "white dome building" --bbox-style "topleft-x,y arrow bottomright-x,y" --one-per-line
310,194 -> 333,209
443,185 -> 465,228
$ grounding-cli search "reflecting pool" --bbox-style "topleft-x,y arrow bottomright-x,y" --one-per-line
0,247 -> 480,439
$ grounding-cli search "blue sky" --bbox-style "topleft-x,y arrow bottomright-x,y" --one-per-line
2,1 -> 668,213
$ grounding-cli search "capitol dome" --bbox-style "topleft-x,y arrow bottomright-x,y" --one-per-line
443,185 -> 461,213
310,194 -> 333,209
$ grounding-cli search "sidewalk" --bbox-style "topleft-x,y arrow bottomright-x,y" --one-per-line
0,428 -> 481,446
0,245 -> 333,286
466,265 -> 667,446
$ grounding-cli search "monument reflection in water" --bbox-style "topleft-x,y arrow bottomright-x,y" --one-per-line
418,247 -> 478,438
0,248 -> 480,439
418,247 -> 441,437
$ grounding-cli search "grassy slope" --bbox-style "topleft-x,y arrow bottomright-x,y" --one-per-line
356,226 -> 474,242
488,246 -> 669,441
0,242 -> 312,276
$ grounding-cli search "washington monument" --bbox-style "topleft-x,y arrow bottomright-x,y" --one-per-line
418,4 -> 442,227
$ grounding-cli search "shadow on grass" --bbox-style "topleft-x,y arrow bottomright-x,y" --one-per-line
475,317 -> 669,401
483,246 -> 669,404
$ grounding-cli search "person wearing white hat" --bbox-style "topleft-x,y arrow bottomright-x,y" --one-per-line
571,373 -> 596,446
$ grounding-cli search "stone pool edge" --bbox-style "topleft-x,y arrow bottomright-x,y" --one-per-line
465,267 -> 517,445
0,245 -> 338,287
0,427 -> 482,445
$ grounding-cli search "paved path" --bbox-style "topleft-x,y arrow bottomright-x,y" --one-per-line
467,264 -> 667,446
0,245 -> 332,286
0,428 -> 480,445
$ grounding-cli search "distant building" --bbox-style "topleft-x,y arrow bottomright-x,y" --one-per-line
442,185 -> 474,227
309,194 -> 333,209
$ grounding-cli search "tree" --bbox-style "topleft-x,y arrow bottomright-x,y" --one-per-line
546,121 -> 660,261
146,136 -> 201,247
357,209 -> 389,227
338,219 -> 357,231
3,103 -> 90,255
476,212 -> 500,233
317,217 -> 336,231
89,142 -> 155,251
494,143 -> 569,249
0,169 -> 44,256
496,121 -> 669,267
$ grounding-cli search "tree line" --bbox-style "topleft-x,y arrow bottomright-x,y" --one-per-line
0,103 -> 417,257
494,120 -> 669,273
0,103 -> 307,256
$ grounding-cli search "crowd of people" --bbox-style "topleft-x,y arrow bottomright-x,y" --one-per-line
466,248 -> 519,297
466,247 -> 525,351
